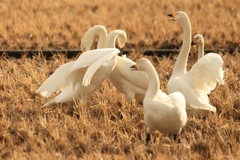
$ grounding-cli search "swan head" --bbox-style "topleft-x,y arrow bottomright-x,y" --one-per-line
167,11 -> 189,25
130,58 -> 150,71
80,40 -> 92,52
191,34 -> 204,46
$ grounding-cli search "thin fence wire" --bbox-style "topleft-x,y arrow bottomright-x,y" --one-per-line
0,48 -> 238,59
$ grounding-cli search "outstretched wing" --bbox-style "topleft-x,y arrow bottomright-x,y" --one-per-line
37,61 -> 75,97
68,48 -> 120,74
186,53 -> 224,94
82,52 -> 119,86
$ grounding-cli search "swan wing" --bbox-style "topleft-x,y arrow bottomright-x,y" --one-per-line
168,76 -> 216,113
68,48 -> 120,75
113,55 -> 149,90
186,53 -> 224,94
37,61 -> 75,97
82,49 -> 120,86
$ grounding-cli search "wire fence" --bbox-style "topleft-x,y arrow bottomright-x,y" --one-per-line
0,48 -> 238,59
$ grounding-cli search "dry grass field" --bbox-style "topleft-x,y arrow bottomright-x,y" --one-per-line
0,0 -> 239,159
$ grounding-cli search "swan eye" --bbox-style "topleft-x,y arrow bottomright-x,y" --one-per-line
82,47 -> 87,53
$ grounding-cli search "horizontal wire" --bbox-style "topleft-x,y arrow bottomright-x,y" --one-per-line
0,48 -> 238,59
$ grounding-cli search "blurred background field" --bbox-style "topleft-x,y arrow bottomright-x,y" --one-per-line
0,0 -> 239,159
0,0 -> 239,50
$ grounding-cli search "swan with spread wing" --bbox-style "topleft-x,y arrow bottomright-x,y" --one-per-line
192,33 -> 224,86
167,11 -> 224,116
37,26 -> 124,108
37,25 -> 108,98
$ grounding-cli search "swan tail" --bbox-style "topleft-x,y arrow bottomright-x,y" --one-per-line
187,104 -> 216,116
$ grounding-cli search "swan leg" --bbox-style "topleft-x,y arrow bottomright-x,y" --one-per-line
173,134 -> 177,141
146,128 -> 151,143
173,134 -> 182,143
146,133 -> 151,143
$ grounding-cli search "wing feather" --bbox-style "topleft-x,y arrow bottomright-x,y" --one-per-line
68,48 -> 120,75
37,61 -> 74,97
82,51 -> 119,86
186,53 -> 224,94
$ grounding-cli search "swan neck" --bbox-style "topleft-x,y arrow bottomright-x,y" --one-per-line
105,32 -> 118,48
145,65 -> 160,98
172,20 -> 191,76
197,41 -> 204,60
97,30 -> 108,48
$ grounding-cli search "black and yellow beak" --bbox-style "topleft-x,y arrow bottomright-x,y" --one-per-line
167,13 -> 177,21
167,13 -> 173,17
130,64 -> 138,70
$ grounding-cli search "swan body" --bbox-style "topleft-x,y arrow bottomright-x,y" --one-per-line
37,25 -> 108,98
52,30 -> 129,104
167,11 -> 224,116
37,27 -> 126,108
131,58 -> 187,143
40,48 -> 120,108
56,48 -> 120,100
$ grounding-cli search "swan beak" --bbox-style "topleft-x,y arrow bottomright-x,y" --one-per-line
167,13 -> 173,17
130,64 -> 138,70
191,39 -> 197,46
167,13 -> 176,21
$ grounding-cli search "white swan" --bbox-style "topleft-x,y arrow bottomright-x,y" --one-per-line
38,28 -> 127,108
167,11 -> 225,116
37,25 -> 108,99
192,33 -> 224,85
130,58 -> 187,143
40,48 -> 120,108
191,34 -> 205,60
80,29 -> 152,102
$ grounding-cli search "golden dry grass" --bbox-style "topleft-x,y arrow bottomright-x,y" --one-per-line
0,0 -> 239,159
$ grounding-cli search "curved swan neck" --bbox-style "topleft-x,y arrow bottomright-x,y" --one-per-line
144,63 -> 160,98
172,18 -> 191,76
197,38 -> 205,60
97,28 -> 108,48
105,30 -> 127,48
81,25 -> 107,50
